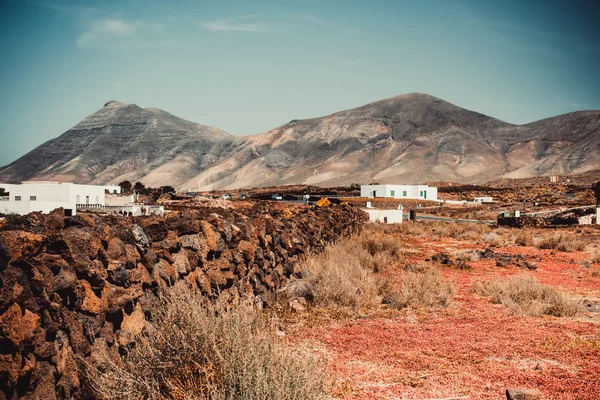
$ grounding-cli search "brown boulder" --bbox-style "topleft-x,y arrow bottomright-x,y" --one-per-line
106,237 -> 127,261
151,259 -> 177,284
121,302 -> 145,336
0,231 -> 43,262
0,303 -> 41,346
172,251 -> 191,276
106,284 -> 143,313
74,280 -> 107,314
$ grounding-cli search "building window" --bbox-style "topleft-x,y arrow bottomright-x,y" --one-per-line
390,190 -> 395,196
15,196 -> 21,201
76,195 -> 80,203
403,191 -> 407,197
419,191 -> 423,197
30,196 -> 36,201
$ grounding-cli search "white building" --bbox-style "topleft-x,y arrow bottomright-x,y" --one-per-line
473,197 -> 494,203
360,184 -> 437,201
0,181 -> 121,216
362,205 -> 404,224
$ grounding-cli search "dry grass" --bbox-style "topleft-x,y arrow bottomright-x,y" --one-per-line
385,264 -> 455,309
475,275 -> 579,317
536,233 -> 589,252
83,289 -> 327,400
514,230 -> 537,247
289,235 -> 393,310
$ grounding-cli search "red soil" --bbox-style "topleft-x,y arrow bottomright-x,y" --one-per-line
292,234 -> 600,399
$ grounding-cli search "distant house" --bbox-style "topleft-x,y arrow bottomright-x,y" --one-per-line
473,197 -> 494,203
360,184 -> 437,201
0,181 -> 121,216
362,204 -> 404,224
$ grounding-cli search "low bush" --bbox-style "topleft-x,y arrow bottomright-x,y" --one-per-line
536,234 -> 589,252
293,237 -> 392,309
514,230 -> 537,247
385,264 -> 455,309
475,275 -> 579,317
83,289 -> 327,400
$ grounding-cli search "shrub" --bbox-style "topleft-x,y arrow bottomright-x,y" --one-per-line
475,275 -> 579,317
294,237 -> 391,309
537,234 -> 589,252
83,289 -> 327,400
514,230 -> 537,247
385,264 -> 455,309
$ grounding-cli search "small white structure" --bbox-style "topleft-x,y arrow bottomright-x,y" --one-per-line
363,208 -> 404,224
0,181 -> 121,216
360,184 -> 437,201
474,197 -> 494,203
362,204 -> 404,224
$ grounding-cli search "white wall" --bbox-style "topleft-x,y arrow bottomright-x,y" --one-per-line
363,209 -> 404,224
361,184 -> 437,200
0,181 -> 124,216
105,195 -> 135,206
72,184 -> 109,206
1,182 -> 76,215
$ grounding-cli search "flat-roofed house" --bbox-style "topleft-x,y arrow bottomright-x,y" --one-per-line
360,184 -> 437,201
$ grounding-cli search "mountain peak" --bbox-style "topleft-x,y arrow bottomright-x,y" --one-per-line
103,100 -> 127,108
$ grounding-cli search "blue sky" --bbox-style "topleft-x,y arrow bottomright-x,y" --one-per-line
1,0 -> 599,165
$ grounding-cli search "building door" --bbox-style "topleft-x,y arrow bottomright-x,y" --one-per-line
372,190 -> 377,198
423,191 -> 427,199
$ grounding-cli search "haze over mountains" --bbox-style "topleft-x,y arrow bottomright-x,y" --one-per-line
1,93 -> 598,190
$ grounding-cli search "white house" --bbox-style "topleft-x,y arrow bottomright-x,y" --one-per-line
362,205 -> 404,224
0,181 -> 121,216
360,184 -> 437,201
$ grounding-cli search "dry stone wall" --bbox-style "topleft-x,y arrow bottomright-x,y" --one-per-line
0,205 -> 366,399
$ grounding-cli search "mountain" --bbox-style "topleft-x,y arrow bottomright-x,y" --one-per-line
179,93 -> 600,190
0,101 -> 238,187
1,94 -> 599,189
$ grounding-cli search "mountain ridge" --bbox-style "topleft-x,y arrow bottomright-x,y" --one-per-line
1,93 -> 598,189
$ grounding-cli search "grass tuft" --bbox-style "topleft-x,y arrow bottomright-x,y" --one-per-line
475,275 -> 579,317
83,289 -> 327,400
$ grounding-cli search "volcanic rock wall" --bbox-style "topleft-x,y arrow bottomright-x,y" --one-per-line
0,205 -> 366,399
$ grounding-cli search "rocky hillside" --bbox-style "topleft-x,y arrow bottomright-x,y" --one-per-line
1,94 -> 599,189
0,101 -> 238,187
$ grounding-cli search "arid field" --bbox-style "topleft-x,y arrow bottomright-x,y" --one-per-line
283,223 -> 600,399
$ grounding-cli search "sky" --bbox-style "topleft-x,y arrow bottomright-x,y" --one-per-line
1,0 -> 599,166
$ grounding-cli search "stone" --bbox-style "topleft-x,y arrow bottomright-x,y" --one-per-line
121,302 -> 145,336
131,224 -> 150,252
172,251 -> 191,276
106,285 -> 143,313
106,237 -> 127,261
74,280 -> 107,314
0,303 -> 41,346
152,259 -> 177,284
289,298 -> 306,312
506,388 -> 543,400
